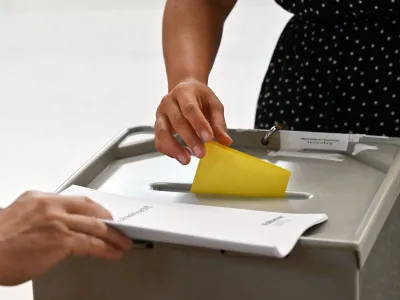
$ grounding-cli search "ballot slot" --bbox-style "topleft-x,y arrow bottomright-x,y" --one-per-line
149,182 -> 313,200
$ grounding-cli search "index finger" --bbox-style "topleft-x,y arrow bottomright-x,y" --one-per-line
155,113 -> 191,164
56,195 -> 114,220
206,94 -> 232,146
175,93 -> 213,143
62,214 -> 132,251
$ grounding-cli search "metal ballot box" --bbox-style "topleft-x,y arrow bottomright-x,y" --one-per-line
33,126 -> 400,300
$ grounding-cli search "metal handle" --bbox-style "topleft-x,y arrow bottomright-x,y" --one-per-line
125,125 -> 155,136
261,123 -> 288,146
118,126 -> 155,147
55,126 -> 156,193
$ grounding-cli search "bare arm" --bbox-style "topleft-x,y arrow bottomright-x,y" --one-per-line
155,0 -> 236,164
162,0 -> 237,91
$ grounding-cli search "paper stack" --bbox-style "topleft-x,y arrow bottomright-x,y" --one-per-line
62,185 -> 327,258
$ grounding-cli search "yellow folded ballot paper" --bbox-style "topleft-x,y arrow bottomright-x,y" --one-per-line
191,142 -> 291,198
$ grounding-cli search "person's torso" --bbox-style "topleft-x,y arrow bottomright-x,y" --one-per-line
275,0 -> 400,19
255,0 -> 400,136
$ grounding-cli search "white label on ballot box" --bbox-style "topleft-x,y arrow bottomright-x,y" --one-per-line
280,131 -> 350,151
61,185 -> 328,258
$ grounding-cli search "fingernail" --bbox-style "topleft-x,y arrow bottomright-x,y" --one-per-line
193,145 -> 204,158
224,132 -> 232,141
177,154 -> 188,164
201,130 -> 212,141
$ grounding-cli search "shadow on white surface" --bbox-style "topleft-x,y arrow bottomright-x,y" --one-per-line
0,0 -> 291,299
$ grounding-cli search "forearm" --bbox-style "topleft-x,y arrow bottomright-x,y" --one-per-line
162,0 -> 236,91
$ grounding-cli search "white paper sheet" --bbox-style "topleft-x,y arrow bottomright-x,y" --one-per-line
279,131 -> 350,151
61,185 -> 328,258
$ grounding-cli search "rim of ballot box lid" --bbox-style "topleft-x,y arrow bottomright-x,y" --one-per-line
53,125 -> 400,268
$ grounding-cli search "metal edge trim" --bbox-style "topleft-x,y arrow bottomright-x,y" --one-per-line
354,148 -> 400,267
53,126 -> 153,194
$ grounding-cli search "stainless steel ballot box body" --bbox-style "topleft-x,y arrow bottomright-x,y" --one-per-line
33,126 -> 400,300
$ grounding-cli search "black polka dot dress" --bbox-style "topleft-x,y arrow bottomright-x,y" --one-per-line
255,0 -> 400,137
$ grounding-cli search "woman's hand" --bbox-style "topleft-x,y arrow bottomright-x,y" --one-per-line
0,191 -> 132,286
155,79 -> 232,165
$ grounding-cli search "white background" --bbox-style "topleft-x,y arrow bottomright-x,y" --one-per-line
0,0 -> 291,298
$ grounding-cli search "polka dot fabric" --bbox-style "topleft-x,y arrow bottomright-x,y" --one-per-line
255,0 -> 400,136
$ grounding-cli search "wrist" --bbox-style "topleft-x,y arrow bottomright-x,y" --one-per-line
168,76 -> 208,92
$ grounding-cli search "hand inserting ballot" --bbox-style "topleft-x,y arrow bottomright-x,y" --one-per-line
154,79 -> 232,165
